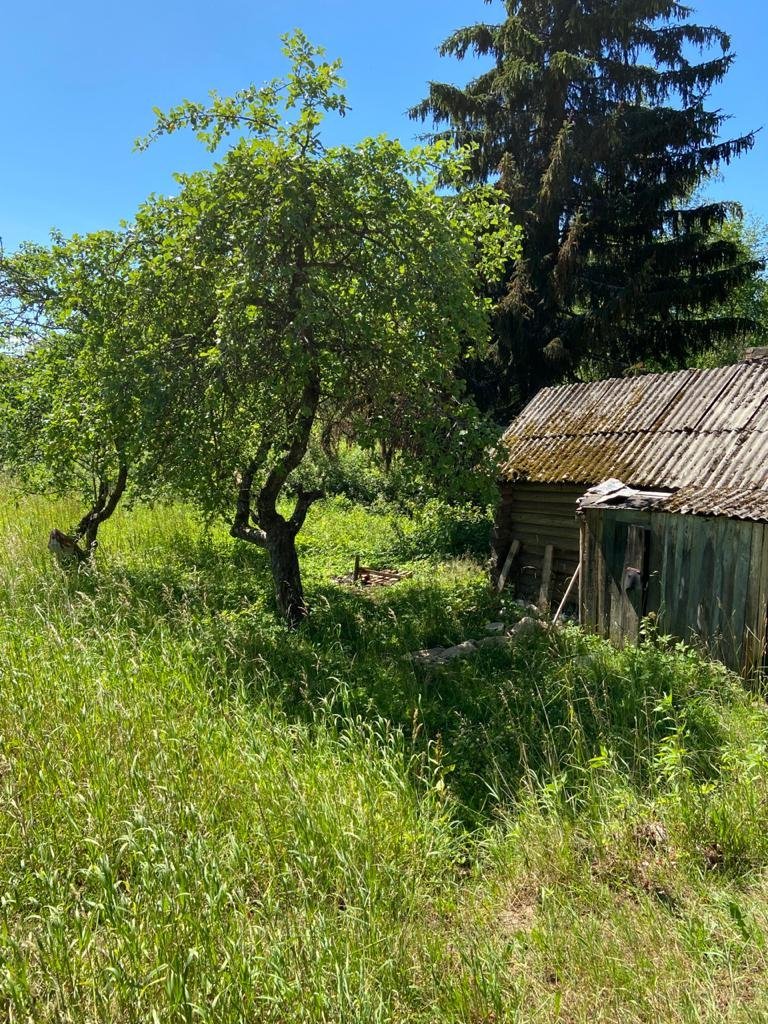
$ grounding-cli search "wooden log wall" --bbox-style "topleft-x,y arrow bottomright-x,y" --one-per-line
580,507 -> 768,674
492,482 -> 583,611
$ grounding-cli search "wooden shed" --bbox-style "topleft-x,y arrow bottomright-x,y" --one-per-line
493,354 -> 768,672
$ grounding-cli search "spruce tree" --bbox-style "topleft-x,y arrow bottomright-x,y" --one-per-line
412,0 -> 761,418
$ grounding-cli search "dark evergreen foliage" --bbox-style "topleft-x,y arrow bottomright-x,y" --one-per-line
412,0 -> 761,418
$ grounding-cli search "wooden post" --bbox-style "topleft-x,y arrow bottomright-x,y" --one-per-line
538,544 -> 554,612
578,519 -> 586,625
497,539 -> 521,593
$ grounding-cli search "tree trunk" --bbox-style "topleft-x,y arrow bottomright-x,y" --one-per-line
49,464 -> 129,566
265,523 -> 307,628
73,463 -> 129,558
83,521 -> 99,555
229,357 -> 322,627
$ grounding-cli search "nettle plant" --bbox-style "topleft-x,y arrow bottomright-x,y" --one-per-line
135,31 -> 518,625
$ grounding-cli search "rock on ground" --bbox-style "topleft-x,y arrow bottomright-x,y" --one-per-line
411,617 -> 549,668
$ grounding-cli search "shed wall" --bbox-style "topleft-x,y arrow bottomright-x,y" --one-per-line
580,508 -> 768,673
493,482 -> 583,609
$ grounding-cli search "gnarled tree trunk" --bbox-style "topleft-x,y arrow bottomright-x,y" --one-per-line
229,368 -> 323,626
74,462 -> 129,555
230,477 -> 323,628
50,463 -> 129,565
228,300 -> 322,623
265,521 -> 307,628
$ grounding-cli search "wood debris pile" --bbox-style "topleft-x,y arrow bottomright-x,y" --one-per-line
334,557 -> 411,588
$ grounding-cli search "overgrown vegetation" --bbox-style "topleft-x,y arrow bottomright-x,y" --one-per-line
0,33 -> 517,624
2,484 -> 768,1022
2,9 -> 768,1021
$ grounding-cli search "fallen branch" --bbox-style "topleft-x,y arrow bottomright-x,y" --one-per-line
411,617 -> 548,668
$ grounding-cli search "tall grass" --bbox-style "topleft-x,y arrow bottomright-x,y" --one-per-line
1,483 -> 768,1021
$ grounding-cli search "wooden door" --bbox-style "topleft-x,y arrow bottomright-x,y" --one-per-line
608,523 -> 650,645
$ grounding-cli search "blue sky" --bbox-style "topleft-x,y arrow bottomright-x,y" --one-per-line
2,1 -> 766,252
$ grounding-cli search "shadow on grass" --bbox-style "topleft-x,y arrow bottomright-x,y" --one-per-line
55,531 -> 738,818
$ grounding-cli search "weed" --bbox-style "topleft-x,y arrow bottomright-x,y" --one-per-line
1,482 -> 768,1021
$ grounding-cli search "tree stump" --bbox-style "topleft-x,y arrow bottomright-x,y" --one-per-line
48,529 -> 87,566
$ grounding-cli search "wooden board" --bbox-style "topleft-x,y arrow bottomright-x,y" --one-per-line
594,511 -> 607,635
755,525 -> 768,672
579,519 -> 589,626
538,544 -> 554,611
726,520 -> 753,668
692,518 -> 716,643
646,515 -> 664,617
619,525 -> 648,644
604,517 -> 624,645
497,539 -> 521,593
742,524 -> 764,672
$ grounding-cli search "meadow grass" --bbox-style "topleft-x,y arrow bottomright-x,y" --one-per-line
1,483 -> 768,1022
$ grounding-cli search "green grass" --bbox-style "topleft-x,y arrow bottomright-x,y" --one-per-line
2,483 -> 768,1022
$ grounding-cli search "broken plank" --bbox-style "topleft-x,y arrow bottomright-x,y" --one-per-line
497,539 -> 521,593
553,563 -> 581,624
538,544 -> 554,612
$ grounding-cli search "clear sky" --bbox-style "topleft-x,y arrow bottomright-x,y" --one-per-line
2,1 -> 766,252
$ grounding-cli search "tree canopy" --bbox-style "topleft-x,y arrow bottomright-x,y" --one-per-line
413,0 -> 762,418
0,231 -> 160,553
133,31 -> 516,623
691,216 -> 768,367
0,31 -> 518,621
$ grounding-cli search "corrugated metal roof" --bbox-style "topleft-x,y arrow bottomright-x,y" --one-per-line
659,485 -> 768,523
576,479 -> 768,523
500,361 -> 768,501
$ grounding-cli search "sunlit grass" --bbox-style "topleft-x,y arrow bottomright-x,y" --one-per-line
1,481 -> 768,1021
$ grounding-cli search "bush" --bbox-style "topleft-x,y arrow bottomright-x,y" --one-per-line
386,498 -> 493,561
289,441 -> 497,510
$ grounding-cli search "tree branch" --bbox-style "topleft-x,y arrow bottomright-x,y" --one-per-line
289,486 -> 324,534
74,462 -> 129,550
230,454 -> 269,546
230,521 -> 268,547
257,367 -> 320,526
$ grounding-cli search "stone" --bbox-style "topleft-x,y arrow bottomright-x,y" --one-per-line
411,647 -> 447,666
507,616 -> 547,641
411,639 -> 478,667
484,621 -> 506,634
440,641 -> 478,660
477,635 -> 509,649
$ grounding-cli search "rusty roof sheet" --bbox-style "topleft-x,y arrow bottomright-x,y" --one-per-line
658,485 -> 768,523
575,479 -> 768,523
500,361 -> 768,496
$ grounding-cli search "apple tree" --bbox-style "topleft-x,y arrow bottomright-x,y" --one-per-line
137,31 -> 517,624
